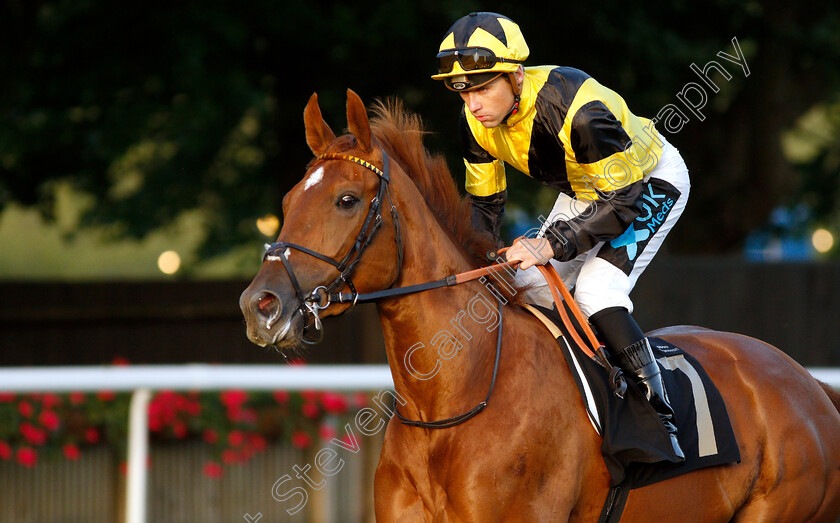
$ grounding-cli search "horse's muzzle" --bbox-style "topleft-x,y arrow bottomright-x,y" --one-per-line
239,287 -> 301,348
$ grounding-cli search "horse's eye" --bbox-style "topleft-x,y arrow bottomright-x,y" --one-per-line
337,194 -> 359,210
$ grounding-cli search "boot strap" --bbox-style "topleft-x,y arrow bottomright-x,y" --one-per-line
615,338 -> 656,373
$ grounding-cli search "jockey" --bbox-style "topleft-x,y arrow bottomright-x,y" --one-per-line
433,12 -> 690,460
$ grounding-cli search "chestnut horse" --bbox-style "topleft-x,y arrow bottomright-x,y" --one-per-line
240,90 -> 840,521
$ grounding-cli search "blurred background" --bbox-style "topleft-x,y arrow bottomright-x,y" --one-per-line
1,0 -> 840,521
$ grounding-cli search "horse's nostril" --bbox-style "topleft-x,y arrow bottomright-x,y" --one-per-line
258,294 -> 276,314
254,291 -> 282,326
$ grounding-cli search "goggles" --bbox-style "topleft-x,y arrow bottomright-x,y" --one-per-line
436,47 -> 521,74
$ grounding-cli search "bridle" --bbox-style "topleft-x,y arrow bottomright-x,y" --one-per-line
261,146 -> 508,429
260,146 -> 619,429
263,149 -> 402,344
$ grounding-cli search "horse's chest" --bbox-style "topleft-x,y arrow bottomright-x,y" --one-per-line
423,444 -> 553,513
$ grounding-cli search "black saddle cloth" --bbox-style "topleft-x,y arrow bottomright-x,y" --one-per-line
531,304 -> 741,489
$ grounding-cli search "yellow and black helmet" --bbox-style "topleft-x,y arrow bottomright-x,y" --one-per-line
432,12 -> 529,92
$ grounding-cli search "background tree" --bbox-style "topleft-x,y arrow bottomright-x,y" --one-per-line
2,0 -> 839,268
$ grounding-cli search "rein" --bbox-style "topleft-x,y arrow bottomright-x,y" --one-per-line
263,148 -> 609,429
263,149 -> 403,343
326,261 -> 519,304
395,294 -> 503,429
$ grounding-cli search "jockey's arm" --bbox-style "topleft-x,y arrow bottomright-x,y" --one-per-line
543,180 -> 644,262
467,191 -> 507,248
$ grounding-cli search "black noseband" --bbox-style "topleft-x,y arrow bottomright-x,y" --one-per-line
263,149 -> 402,344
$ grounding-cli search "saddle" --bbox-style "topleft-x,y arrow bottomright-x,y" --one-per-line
521,264 -> 740,492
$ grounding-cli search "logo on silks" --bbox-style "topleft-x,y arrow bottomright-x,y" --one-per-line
636,183 -> 676,236
601,179 -> 681,273
611,225 -> 650,261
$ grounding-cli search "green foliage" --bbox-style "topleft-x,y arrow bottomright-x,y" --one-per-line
785,95 -> 840,236
0,387 -> 370,478
0,390 -> 130,465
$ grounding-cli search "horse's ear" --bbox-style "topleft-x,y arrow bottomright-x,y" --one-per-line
346,89 -> 372,153
304,92 -> 336,155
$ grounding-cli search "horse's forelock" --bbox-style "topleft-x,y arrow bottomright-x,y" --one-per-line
300,99 -> 498,268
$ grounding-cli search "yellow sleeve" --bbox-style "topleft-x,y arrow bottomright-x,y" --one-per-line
465,159 -> 506,197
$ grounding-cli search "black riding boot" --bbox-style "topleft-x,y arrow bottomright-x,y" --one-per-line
589,307 -> 685,461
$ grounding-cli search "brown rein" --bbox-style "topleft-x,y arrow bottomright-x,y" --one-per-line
269,148 -> 612,427
386,255 -> 616,429
333,249 -> 604,361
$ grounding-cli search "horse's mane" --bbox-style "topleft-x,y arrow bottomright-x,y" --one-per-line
368,98 -> 498,268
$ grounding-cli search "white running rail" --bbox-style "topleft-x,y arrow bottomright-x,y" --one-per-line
0,364 -> 836,523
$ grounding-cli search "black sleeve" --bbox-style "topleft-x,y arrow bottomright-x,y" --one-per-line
468,190 -> 507,248
544,181 -> 643,261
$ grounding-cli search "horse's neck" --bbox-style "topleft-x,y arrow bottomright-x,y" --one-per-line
376,190 -> 502,420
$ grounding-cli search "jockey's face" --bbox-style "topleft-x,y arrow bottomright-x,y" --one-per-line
459,76 -> 516,128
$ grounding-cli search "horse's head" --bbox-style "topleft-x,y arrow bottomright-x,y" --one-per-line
240,90 -> 403,349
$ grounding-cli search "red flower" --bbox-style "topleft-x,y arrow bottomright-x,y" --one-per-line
202,429 -> 218,444
69,391 -> 85,405
319,424 -> 336,441
18,400 -> 34,418
273,390 -> 290,404
148,392 -> 180,426
227,430 -> 245,447
300,390 -> 319,402
16,447 -> 38,467
85,428 -> 100,444
0,441 -> 11,460
221,449 -> 240,464
239,448 -> 254,462
291,431 -> 312,449
41,393 -> 61,409
301,401 -> 320,419
147,402 -> 163,423
174,394 -> 190,411
320,392 -> 348,414
39,410 -> 61,431
0,392 -> 15,403
185,400 -> 201,416
225,406 -> 242,422
203,461 -> 223,478
62,443 -> 81,460
249,434 -> 267,452
20,422 -> 47,445
97,390 -> 116,402
220,390 -> 248,409
172,422 -> 188,439
352,392 -> 369,409
155,390 -> 177,403
239,408 -> 258,424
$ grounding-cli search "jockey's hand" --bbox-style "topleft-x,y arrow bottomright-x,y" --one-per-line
505,237 -> 554,271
